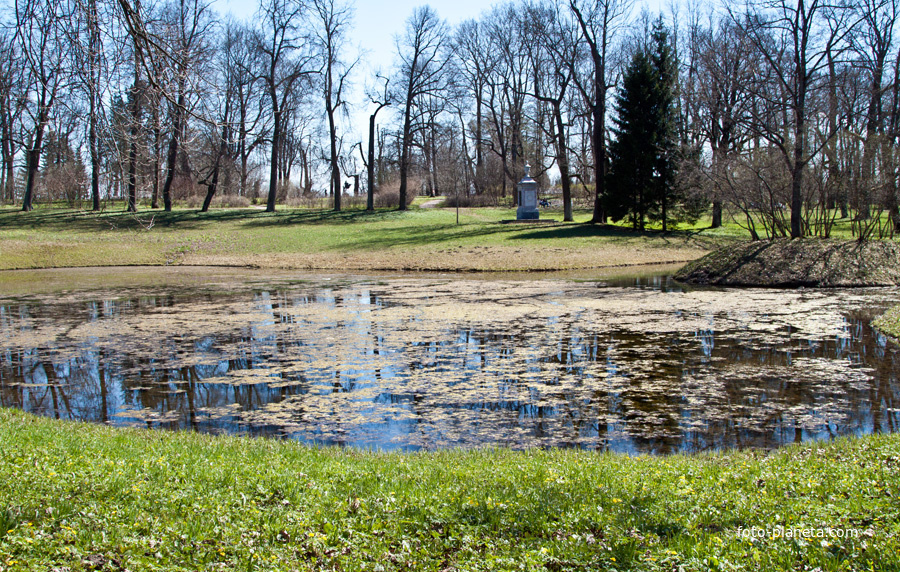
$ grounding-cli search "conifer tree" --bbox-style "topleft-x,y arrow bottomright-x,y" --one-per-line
607,18 -> 680,231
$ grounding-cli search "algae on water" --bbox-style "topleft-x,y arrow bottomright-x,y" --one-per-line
1,274 -> 898,453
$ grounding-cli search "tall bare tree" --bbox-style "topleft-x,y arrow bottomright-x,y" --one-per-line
254,0 -> 314,212
393,6 -> 450,210
15,0 -> 70,211
733,0 -> 855,237
524,1 -> 580,221
569,0 -> 632,223
363,75 -> 390,211
0,31 -> 26,203
312,0 -> 356,212
454,19 -> 495,195
156,0 -> 214,211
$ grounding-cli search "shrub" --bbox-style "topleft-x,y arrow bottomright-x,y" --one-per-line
374,189 -> 417,209
184,194 -> 252,209
443,194 -> 500,208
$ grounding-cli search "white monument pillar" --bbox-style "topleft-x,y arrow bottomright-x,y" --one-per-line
516,164 -> 539,220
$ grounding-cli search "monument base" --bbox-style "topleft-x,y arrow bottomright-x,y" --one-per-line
516,207 -> 539,220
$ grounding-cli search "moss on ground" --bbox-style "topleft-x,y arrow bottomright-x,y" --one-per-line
874,305 -> 900,339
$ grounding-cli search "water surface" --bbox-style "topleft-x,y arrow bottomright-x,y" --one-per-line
2,269 -> 899,454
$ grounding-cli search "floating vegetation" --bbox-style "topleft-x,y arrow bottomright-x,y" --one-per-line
1,274 -> 899,453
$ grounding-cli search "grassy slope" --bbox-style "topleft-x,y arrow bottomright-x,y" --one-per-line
0,206 -> 725,272
0,409 -> 898,572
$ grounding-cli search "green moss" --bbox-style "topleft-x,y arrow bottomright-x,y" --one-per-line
1,408 -> 898,571
874,305 -> 900,339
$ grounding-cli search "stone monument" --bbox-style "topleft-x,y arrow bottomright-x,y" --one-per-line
516,164 -> 539,220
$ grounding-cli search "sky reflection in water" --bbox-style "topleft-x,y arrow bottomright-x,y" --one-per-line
1,274 -> 899,454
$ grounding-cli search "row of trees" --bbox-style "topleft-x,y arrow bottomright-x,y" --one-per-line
4,0 -> 900,237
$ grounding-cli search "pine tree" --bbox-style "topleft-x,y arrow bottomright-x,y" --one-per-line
606,18 -> 680,231
606,49 -> 656,230
647,20 -> 678,231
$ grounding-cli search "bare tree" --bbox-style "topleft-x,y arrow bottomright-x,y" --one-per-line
454,19 -> 496,196
692,14 -> 755,228
312,0 -> 356,212
65,0 -> 109,211
156,0 -> 215,211
363,75 -> 390,211
199,20 -> 244,212
253,0 -> 315,212
225,23 -> 265,197
569,0 -> 632,223
15,0 -> 71,211
393,6 -> 450,210
0,31 -> 27,203
484,4 -> 530,202
733,0 -> 855,237
850,0 -> 898,226
524,1 -> 580,221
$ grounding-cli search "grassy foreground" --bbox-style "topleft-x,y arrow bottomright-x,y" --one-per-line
0,206 -> 721,272
1,409 -> 898,571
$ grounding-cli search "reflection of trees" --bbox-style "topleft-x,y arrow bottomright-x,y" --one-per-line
2,287 -> 900,453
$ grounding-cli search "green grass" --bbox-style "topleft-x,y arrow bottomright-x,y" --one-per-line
874,306 -> 900,339
0,206 -> 728,271
0,408 -> 898,571
3,203 -> 890,272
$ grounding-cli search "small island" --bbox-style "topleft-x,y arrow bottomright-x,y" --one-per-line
675,238 -> 900,288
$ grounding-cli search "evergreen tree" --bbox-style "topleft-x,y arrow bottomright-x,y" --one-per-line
607,19 -> 680,231
606,48 -> 656,230
647,20 -> 678,231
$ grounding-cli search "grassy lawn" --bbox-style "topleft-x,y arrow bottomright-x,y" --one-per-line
4,204 -> 900,571
0,408 -> 897,571
0,204 -> 731,272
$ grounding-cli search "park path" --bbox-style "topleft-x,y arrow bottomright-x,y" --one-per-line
419,198 -> 445,208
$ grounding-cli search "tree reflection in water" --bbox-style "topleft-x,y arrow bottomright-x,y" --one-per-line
1,276 -> 899,453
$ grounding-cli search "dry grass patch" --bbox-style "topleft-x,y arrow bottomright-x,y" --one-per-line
187,244 -> 708,272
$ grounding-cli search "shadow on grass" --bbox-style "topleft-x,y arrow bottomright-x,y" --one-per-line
0,207 -> 404,233
513,223 -> 722,247
0,207 -> 721,251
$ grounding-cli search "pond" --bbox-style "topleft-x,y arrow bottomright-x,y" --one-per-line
1,267 -> 899,454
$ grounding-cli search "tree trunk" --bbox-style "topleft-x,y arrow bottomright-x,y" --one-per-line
712,201 -> 722,228
127,76 -> 141,213
88,0 -> 101,211
367,112 -> 376,210
22,103 -> 49,212
2,97 -> 15,202
553,103 -> 573,222
398,99 -> 413,211
151,103 -> 161,209
266,107 -> 281,212
201,116 -> 229,212
161,92 -> 186,212
328,106 -> 341,211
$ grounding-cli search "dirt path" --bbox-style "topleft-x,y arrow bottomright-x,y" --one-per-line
419,198 -> 445,208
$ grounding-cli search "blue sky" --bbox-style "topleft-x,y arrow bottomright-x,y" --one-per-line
216,0 -> 495,77
214,0 -> 669,173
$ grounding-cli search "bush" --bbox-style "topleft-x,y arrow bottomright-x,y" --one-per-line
184,194 -> 252,209
443,193 -> 500,208
283,194 -> 368,210
374,189 -> 417,209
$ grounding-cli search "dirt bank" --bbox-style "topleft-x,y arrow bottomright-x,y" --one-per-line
674,238 -> 900,287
